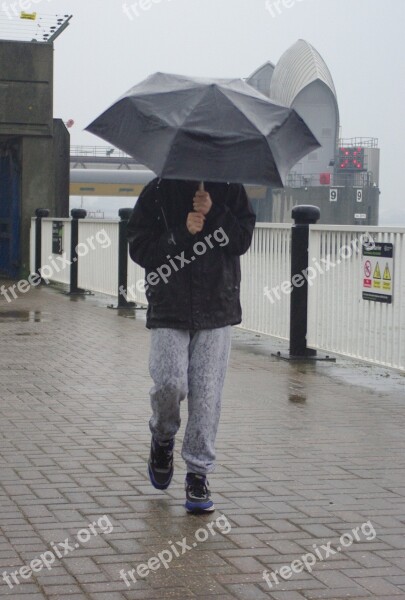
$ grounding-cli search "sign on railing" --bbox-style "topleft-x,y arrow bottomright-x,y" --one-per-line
362,242 -> 394,304
308,226 -> 405,370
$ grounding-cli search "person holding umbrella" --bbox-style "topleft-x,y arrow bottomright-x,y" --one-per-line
127,178 -> 256,512
86,71 -> 319,512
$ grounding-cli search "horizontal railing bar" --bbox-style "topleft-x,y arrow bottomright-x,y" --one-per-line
310,225 -> 405,233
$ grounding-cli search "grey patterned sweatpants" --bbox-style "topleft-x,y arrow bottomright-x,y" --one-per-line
148,327 -> 232,475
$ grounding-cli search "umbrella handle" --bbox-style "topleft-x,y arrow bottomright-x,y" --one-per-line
194,181 -> 205,214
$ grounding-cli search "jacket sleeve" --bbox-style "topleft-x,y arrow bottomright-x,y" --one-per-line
204,184 -> 256,256
127,178 -> 195,269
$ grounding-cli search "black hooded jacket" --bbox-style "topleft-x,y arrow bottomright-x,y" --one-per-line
127,178 -> 256,330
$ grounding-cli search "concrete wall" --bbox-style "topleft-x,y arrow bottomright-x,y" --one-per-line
0,41 -> 69,278
271,186 -> 379,225
53,119 -> 70,218
20,136 -> 53,274
0,40 -> 53,137
364,148 -> 380,186
18,124 -> 69,275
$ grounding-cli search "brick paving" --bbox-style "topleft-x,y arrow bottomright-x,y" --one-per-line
0,280 -> 404,600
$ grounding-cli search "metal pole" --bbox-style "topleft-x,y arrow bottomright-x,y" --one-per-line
68,208 -> 87,295
117,208 -> 135,308
289,205 -> 320,357
34,208 -> 50,284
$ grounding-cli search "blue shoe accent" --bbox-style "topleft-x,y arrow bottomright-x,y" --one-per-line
148,462 -> 173,490
185,498 -> 214,512
185,473 -> 215,512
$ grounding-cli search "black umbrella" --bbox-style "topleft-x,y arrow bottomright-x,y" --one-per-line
86,72 -> 320,187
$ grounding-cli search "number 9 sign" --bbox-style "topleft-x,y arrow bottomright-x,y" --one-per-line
329,189 -> 338,202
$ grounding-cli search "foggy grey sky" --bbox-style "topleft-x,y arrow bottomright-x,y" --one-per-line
47,0 -> 405,223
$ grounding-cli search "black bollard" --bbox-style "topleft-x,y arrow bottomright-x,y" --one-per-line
273,204 -> 335,361
116,208 -> 135,309
289,205 -> 320,357
35,208 -> 50,284
68,208 -> 87,295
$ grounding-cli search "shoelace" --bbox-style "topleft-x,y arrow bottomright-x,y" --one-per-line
188,476 -> 210,498
154,442 -> 173,468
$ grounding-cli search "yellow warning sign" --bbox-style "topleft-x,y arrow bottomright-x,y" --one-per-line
362,243 -> 394,304
20,11 -> 37,20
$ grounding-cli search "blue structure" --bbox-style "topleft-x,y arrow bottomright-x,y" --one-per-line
0,147 -> 20,279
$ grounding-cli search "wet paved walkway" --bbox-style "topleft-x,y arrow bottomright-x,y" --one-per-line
0,280 -> 405,600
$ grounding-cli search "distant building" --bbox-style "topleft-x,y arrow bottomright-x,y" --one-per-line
246,39 -> 380,225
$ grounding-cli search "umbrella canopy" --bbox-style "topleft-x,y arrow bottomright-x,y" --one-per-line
86,72 -> 320,187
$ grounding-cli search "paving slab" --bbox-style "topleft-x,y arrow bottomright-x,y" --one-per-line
0,281 -> 404,599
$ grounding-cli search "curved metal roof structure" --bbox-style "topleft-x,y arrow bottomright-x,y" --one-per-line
269,39 -> 337,107
246,61 -> 275,98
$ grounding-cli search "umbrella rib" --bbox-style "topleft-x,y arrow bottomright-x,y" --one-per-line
159,85 -> 217,175
217,87 -> 305,174
159,126 -> 182,175
215,87 -> 276,137
214,86 -> 276,164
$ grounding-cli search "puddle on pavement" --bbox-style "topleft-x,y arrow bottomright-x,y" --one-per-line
67,294 -> 89,302
15,332 -> 41,336
115,306 -> 147,318
288,378 -> 307,404
289,393 -> 307,403
0,311 -> 46,323
116,308 -> 137,319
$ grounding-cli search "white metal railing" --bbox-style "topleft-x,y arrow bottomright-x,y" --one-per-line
30,219 -> 36,275
42,219 -> 71,285
240,224 -> 291,339
30,218 -> 72,284
77,221 -> 119,296
70,145 -> 132,158
308,226 -> 405,370
31,218 -> 404,370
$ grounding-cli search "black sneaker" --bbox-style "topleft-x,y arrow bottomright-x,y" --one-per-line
148,437 -> 174,490
185,473 -> 215,513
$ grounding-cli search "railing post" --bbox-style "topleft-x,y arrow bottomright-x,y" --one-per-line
289,205 -> 320,358
117,208 -> 135,309
68,208 -> 87,295
107,208 -> 136,310
35,208 -> 50,284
